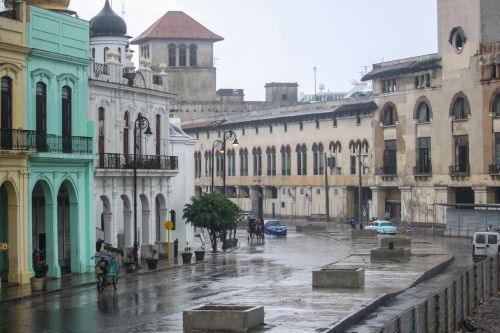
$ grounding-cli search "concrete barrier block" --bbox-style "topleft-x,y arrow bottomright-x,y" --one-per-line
312,267 -> 365,288
183,305 -> 264,333
351,229 -> 377,239
380,237 -> 412,249
296,224 -> 327,233
370,248 -> 411,262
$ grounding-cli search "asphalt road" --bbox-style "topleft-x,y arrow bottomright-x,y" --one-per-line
0,231 -> 351,333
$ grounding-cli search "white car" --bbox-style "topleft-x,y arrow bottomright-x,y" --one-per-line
472,232 -> 500,261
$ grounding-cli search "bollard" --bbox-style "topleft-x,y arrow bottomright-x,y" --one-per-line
388,241 -> 394,250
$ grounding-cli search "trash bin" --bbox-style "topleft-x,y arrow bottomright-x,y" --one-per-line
174,239 -> 178,258
388,241 -> 394,250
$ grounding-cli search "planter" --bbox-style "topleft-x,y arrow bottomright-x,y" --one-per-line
194,251 -> 205,261
146,258 -> 158,270
31,277 -> 46,291
181,252 -> 193,264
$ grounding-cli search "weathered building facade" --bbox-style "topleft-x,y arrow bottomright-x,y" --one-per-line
184,0 -> 500,226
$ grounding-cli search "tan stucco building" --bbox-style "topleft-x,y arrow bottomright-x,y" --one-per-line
183,0 -> 500,226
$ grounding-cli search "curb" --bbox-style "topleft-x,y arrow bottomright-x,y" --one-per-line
0,247 -> 241,305
327,255 -> 454,333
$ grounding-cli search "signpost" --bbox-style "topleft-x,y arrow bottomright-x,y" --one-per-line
164,221 -> 174,266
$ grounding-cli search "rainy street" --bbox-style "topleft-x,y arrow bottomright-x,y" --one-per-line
0,230 -> 353,333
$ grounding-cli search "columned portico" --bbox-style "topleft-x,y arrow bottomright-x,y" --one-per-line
370,187 -> 386,219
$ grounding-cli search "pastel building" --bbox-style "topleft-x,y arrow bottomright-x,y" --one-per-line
0,2 -> 31,285
26,4 -> 94,278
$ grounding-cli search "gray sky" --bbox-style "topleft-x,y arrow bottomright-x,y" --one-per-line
73,0 -> 437,101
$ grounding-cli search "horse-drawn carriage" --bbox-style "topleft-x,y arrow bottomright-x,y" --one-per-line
247,217 -> 265,244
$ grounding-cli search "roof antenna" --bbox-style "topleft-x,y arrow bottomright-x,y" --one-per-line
122,0 -> 125,19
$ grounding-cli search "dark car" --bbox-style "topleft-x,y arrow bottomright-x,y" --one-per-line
264,220 -> 287,236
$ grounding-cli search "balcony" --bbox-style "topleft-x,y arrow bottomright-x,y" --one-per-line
0,129 -> 92,154
93,62 -> 109,76
449,164 -> 470,179
376,166 -> 397,181
97,153 -> 178,171
489,164 -> 500,179
413,163 -> 432,180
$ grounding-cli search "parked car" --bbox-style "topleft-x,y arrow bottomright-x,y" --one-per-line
472,231 -> 500,262
264,220 -> 287,236
365,220 -> 398,234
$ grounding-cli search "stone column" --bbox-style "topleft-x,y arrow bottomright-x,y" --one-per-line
124,210 -> 132,247
400,187 -> 413,223
159,208 -> 169,242
142,209 -> 151,245
103,212 -> 113,244
370,187 -> 386,220
45,202 -> 61,278
434,185 -> 449,225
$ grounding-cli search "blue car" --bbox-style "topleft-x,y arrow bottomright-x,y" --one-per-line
264,220 -> 287,236
365,220 -> 399,234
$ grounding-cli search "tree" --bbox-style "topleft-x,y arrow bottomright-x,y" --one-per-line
183,193 -> 240,252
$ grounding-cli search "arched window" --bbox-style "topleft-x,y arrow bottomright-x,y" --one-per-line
382,105 -> 396,126
450,93 -> 470,120
318,143 -> 324,174
240,148 -> 248,176
168,44 -> 176,67
227,149 -> 236,177
123,112 -> 130,157
492,94 -> 500,117
296,144 -> 307,175
416,102 -> 430,123
361,140 -> 369,175
189,44 -> 197,66
1,76 -> 12,130
104,47 -> 109,63
266,146 -> 276,176
1,76 -> 13,149
253,148 -> 258,176
98,107 -> 105,163
313,143 -> 319,175
117,47 -> 122,63
179,44 -> 187,67
280,145 -> 286,175
156,114 -> 161,156
266,147 -> 272,176
36,82 -> 47,151
286,145 -> 291,175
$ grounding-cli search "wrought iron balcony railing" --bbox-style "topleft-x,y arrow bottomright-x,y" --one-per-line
449,164 -> 470,176
97,153 -> 179,170
0,129 -> 92,154
489,164 -> 500,174
413,163 -> 432,175
93,62 -> 109,75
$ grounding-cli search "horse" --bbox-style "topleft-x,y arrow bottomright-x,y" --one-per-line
248,219 -> 265,244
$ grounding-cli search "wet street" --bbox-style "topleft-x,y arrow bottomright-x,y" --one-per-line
0,231 -> 352,333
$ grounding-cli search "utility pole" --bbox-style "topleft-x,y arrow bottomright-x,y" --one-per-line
324,153 -> 330,222
358,144 -> 362,226
314,66 -> 318,101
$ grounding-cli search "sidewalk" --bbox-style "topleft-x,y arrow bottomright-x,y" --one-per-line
0,250 -> 228,304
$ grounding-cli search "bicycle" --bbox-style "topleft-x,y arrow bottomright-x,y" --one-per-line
92,252 -> 120,293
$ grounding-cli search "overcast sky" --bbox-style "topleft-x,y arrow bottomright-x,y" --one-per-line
72,0 -> 437,101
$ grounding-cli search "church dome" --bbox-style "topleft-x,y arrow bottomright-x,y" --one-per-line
89,0 -> 127,38
4,0 -> 70,10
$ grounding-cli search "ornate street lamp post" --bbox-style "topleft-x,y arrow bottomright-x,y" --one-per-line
133,113 -> 152,264
210,130 -> 239,195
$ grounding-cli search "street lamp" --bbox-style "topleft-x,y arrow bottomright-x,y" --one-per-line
356,141 -> 363,227
210,130 -> 239,195
133,113 -> 152,264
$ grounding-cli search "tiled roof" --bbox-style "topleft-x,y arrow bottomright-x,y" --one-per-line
131,11 -> 223,44
362,55 -> 441,81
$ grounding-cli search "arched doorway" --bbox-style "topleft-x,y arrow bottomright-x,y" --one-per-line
155,194 -> 167,242
0,180 -> 21,284
99,195 -> 112,244
140,194 -> 150,245
120,194 -> 132,247
57,180 -> 77,275
0,184 -> 8,282
32,180 -> 52,275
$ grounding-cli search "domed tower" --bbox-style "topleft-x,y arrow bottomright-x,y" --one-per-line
89,0 -> 129,64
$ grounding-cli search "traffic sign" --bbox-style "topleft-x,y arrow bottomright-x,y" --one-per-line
164,221 -> 174,230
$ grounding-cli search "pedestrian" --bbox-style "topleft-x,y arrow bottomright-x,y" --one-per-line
487,224 -> 492,232
350,216 -> 356,229
359,222 -> 364,230
384,212 -> 390,221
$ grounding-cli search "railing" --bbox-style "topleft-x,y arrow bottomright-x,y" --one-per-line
413,163 -> 432,175
489,163 -> 500,174
93,62 -> 109,75
152,74 -> 163,86
449,164 -> 470,176
97,153 -> 178,170
0,129 -> 92,154
376,166 -> 397,176
0,129 -> 36,150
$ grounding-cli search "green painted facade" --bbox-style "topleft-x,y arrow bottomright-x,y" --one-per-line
26,6 -> 94,278
0,185 -> 7,274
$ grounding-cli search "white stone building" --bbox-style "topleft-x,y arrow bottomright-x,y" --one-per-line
88,1 -> 195,254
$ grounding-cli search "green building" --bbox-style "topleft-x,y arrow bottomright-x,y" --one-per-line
26,5 -> 94,278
